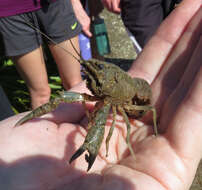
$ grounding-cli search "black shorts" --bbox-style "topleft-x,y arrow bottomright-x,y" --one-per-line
0,0 -> 82,57
120,0 -> 181,47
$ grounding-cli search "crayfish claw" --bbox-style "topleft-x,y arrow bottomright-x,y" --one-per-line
69,104 -> 110,171
85,153 -> 96,172
69,146 -> 85,164
69,146 -> 97,172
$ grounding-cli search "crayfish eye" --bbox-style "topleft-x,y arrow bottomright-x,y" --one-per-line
98,64 -> 105,70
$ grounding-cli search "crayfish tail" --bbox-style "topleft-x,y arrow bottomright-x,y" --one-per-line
69,146 -> 85,164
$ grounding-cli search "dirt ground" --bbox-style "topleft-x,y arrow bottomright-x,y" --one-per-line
100,8 -> 202,190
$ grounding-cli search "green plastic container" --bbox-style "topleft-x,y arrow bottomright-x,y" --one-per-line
92,17 -> 110,56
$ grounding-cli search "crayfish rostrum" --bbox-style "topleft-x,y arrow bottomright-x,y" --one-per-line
15,58 -> 158,171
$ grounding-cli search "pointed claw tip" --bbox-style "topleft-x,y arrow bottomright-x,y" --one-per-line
85,153 -> 96,172
87,165 -> 91,172
14,117 -> 29,127
69,157 -> 74,164
14,121 -> 22,127
69,147 -> 85,164
69,146 -> 97,172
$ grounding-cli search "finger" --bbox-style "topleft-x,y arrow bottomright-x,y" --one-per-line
80,18 -> 92,37
128,0 -> 201,83
152,6 -> 202,111
112,0 -> 121,13
102,0 -> 112,12
165,37 -> 202,163
81,17 -> 92,37
82,28 -> 92,38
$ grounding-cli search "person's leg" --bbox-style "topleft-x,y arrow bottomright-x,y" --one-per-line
48,36 -> 82,89
121,0 -> 164,47
12,47 -> 51,109
36,0 -> 83,90
0,13 -> 51,109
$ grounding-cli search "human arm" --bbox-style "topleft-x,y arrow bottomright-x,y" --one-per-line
70,0 -> 92,37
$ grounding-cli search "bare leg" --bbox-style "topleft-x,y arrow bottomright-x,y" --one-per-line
49,36 -> 82,90
13,46 -> 50,109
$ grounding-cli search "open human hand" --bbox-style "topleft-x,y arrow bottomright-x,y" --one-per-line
0,0 -> 201,190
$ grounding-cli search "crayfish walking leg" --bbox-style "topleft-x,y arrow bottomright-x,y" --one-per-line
105,106 -> 116,157
118,106 -> 136,159
14,91 -> 97,127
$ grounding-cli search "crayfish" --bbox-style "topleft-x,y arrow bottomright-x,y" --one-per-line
15,21 -> 158,171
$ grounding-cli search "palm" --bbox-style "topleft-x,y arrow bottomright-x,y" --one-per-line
0,100 -> 199,190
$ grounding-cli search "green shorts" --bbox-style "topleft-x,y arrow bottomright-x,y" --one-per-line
0,0 -> 82,56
